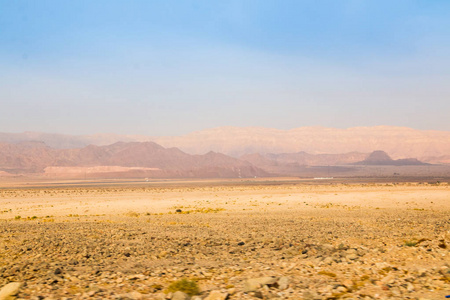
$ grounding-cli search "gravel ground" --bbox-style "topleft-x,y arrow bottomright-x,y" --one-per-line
0,182 -> 449,299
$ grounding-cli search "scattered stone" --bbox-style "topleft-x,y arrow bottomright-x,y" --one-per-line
128,291 -> 143,299
323,257 -> 334,265
277,276 -> 290,290
204,290 -> 228,300
244,277 -> 278,292
346,253 -> 359,261
171,291 -> 189,300
302,290 -> 318,300
1,184 -> 449,300
158,251 -> 168,258
0,282 -> 23,300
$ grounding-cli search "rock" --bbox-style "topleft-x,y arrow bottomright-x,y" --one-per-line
277,276 -> 290,290
158,251 -> 168,258
323,257 -> 334,265
204,290 -> 228,300
302,290 -> 318,300
346,254 -> 359,261
248,291 -> 264,299
243,277 -> 278,292
390,287 -> 401,297
334,286 -> 347,293
406,282 -> 414,292
154,293 -> 167,300
0,282 -> 23,300
128,291 -> 144,299
342,279 -> 353,288
322,244 -> 334,251
243,280 -> 261,293
172,291 -> 189,300
346,248 -> 357,255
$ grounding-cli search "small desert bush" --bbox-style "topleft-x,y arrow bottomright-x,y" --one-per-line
125,211 -> 140,217
405,240 -> 417,247
166,278 -> 199,295
174,207 -> 225,214
318,271 -> 337,277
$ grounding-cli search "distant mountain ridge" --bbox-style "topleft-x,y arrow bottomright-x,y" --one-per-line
1,126 -> 449,164
0,141 -> 266,178
241,151 -> 368,171
353,150 -> 428,166
0,141 -> 448,179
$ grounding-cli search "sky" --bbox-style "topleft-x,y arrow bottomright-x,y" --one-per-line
1,0 -> 450,136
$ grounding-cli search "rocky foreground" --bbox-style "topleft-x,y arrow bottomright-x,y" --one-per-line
0,182 -> 449,299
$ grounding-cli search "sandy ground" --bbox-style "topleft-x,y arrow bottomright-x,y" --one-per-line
0,179 -> 449,299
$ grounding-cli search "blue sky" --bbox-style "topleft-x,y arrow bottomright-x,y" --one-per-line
1,0 -> 450,135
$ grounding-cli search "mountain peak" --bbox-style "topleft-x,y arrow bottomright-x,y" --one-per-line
355,150 -> 427,166
364,150 -> 393,163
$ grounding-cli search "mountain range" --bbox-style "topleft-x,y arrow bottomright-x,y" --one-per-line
1,126 -> 449,164
0,141 -> 266,178
0,126 -> 449,179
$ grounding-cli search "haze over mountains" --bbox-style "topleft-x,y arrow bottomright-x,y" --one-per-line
1,126 -> 449,162
0,141 -> 265,178
354,150 -> 428,166
0,126 -> 449,179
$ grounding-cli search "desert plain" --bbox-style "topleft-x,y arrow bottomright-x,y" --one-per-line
0,178 -> 449,300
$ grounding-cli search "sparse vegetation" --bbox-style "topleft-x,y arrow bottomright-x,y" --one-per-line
166,278 -> 199,295
318,271 -> 337,277
125,211 -> 140,217
172,207 -> 225,214
405,240 -> 417,247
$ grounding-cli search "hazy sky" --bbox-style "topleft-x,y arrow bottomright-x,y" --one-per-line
1,1 -> 450,135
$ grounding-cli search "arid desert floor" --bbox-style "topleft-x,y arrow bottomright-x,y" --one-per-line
0,179 -> 449,300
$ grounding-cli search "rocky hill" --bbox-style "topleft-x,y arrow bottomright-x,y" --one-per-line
0,142 -> 266,178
